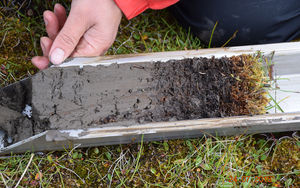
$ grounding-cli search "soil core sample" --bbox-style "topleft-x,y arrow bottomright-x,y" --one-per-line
0,54 -> 270,146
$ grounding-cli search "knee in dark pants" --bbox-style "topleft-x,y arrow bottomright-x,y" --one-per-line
169,0 -> 300,47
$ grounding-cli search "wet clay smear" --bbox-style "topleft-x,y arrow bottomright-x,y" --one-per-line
0,55 -> 269,146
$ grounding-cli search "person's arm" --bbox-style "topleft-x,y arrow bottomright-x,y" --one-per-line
114,0 -> 179,20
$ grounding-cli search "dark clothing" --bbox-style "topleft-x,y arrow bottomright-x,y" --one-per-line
169,0 -> 300,47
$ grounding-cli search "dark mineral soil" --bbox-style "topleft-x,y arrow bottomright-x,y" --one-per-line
0,56 -> 250,146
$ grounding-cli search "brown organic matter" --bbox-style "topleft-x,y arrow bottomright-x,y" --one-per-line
0,54 -> 269,146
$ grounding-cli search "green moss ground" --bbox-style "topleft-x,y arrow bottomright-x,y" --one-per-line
0,1 -> 300,187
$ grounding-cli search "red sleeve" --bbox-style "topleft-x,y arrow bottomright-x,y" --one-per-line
114,0 -> 179,20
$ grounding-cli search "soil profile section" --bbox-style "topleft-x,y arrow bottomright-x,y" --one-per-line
0,79 -> 49,146
0,55 -> 268,145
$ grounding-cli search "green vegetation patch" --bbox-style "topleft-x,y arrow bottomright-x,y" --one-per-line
0,13 -> 39,86
1,135 -> 300,187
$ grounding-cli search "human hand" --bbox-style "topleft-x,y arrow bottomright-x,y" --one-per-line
31,0 -> 122,69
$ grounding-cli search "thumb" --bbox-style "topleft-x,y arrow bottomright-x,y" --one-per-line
49,11 -> 86,65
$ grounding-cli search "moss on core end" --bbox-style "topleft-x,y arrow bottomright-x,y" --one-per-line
230,54 -> 270,115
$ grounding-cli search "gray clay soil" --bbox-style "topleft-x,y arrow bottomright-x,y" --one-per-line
0,56 -> 241,146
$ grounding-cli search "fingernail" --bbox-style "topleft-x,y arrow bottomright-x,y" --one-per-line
44,17 -> 48,26
50,48 -> 65,64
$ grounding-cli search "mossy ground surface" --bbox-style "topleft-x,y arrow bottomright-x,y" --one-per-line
0,0 -> 299,187
0,134 -> 299,187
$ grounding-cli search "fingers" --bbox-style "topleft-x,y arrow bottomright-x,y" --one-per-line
31,37 -> 53,70
32,3 -> 68,69
31,56 -> 50,70
39,0 -> 122,66
43,4 -> 67,40
40,37 -> 53,57
43,10 -> 59,40
54,4 -> 67,30
49,4 -> 87,64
